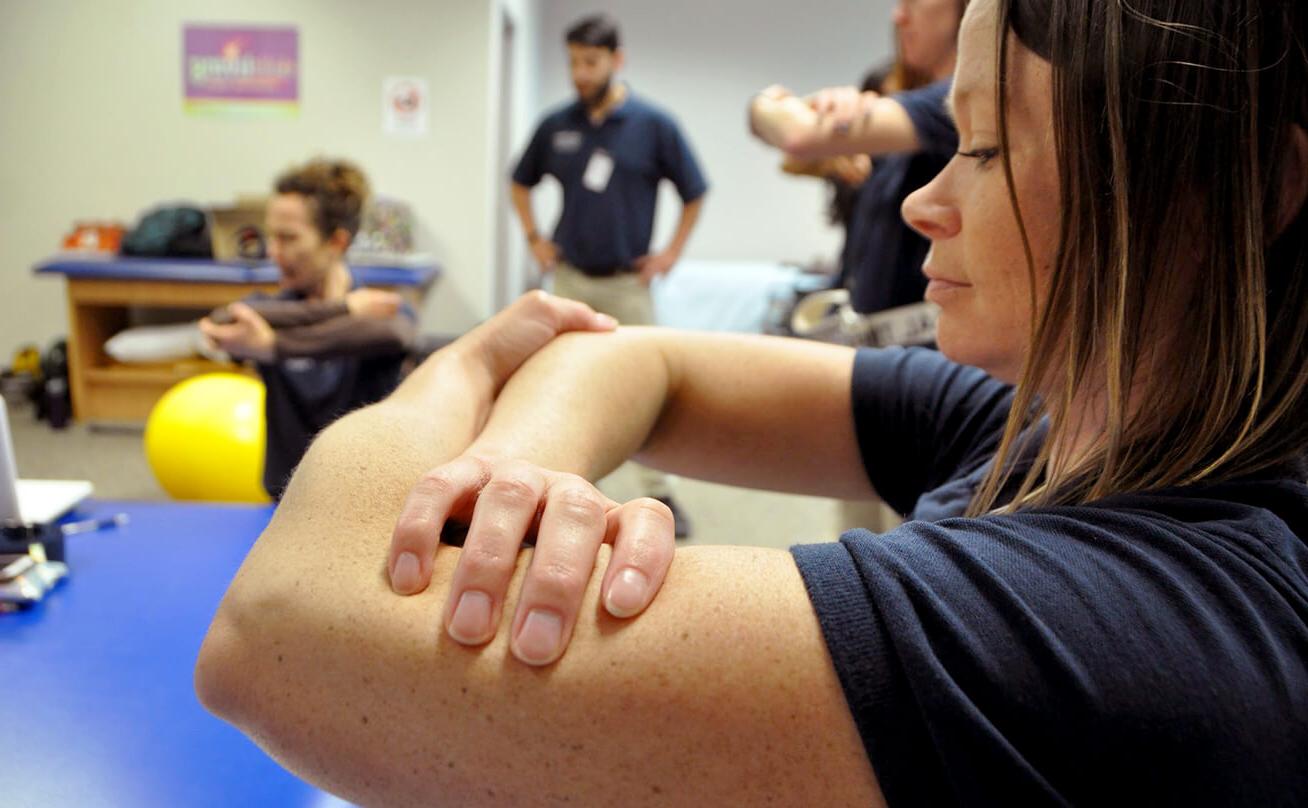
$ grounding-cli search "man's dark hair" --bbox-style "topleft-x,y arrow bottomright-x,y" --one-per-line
565,14 -> 620,51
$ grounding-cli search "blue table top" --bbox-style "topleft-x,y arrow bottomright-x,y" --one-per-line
35,254 -> 439,288
0,500 -> 343,807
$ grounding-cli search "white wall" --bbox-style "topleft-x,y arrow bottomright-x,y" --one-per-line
531,0 -> 897,268
0,0 -> 494,358
487,0 -> 543,307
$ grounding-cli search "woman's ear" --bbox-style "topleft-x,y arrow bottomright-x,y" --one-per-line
1276,124 -> 1308,237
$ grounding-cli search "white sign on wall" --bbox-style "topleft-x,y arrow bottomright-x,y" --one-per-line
382,77 -> 429,137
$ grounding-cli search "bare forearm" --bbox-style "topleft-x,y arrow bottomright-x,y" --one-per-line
468,329 -> 672,479
510,183 -> 538,240
664,197 -> 703,257
470,329 -> 873,497
750,93 -> 920,159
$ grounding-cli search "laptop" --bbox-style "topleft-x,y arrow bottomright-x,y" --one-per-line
0,396 -> 92,527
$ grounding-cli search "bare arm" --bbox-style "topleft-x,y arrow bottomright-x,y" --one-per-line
512,181 -> 560,271
510,181 -> 539,241
197,327 -> 884,806
749,86 -> 921,159
473,328 -> 874,499
664,195 -> 703,258
634,196 -> 705,281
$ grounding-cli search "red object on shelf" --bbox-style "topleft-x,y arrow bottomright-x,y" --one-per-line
62,222 -> 125,253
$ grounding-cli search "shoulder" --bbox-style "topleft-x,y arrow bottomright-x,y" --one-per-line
626,95 -> 684,131
891,78 -> 952,111
794,484 -> 1308,804
854,347 -> 1012,424
536,102 -> 583,132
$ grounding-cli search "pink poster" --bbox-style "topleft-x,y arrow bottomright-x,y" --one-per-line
183,25 -> 299,118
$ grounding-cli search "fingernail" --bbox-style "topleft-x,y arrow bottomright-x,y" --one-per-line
390,552 -> 421,594
604,567 -> 650,618
515,609 -> 563,666
448,590 -> 493,645
597,313 -> 619,328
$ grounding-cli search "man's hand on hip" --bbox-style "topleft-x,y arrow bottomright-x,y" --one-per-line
634,249 -> 681,285
531,239 -> 561,272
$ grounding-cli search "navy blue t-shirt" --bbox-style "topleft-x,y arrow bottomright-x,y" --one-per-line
842,80 -> 958,314
792,347 -> 1308,805
511,91 -> 708,274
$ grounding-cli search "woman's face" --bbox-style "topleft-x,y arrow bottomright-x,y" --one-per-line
901,0 -> 1060,383
892,0 -> 962,79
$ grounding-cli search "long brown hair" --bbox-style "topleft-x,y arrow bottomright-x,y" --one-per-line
970,0 -> 1308,515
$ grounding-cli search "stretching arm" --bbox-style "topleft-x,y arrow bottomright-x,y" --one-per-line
472,328 -> 873,498
272,313 -> 417,359
197,326 -> 883,806
750,86 -> 921,159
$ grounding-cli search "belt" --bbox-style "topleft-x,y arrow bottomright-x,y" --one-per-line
572,264 -> 632,278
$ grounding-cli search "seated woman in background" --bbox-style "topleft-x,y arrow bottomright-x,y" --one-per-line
200,159 -> 416,499
197,0 -> 1308,804
751,0 -> 963,331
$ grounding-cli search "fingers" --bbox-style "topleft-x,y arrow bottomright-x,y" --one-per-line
510,290 -> 616,337
508,475 -> 613,666
228,302 -> 257,324
442,462 -> 547,646
389,456 -> 491,596
600,497 -> 675,619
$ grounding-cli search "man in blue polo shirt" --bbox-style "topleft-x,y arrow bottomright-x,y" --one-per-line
510,13 -> 708,538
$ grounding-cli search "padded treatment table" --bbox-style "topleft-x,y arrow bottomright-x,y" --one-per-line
0,500 -> 347,807
648,258 -> 823,334
35,255 -> 440,424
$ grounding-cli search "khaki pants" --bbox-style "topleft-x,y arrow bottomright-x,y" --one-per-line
551,263 -> 671,499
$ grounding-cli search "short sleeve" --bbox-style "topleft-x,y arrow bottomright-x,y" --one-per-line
791,500 -> 1308,805
655,113 -> 708,202
894,79 -> 958,157
850,347 -> 1013,515
511,120 -> 552,187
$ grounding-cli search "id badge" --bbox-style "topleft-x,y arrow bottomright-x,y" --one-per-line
582,149 -> 615,193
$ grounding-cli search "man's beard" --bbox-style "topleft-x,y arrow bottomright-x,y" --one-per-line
580,74 -> 613,109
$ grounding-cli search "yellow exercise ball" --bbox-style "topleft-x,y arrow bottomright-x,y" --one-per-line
144,373 -> 269,503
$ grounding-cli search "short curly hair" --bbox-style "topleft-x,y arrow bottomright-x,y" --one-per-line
273,158 -> 371,239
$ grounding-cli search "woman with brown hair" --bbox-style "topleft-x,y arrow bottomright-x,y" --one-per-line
198,0 -> 1307,803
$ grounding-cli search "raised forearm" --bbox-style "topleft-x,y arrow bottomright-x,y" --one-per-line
750,92 -> 920,159
273,314 -> 417,359
468,329 -> 672,480
248,299 -> 349,328
468,329 -> 871,498
750,92 -> 823,156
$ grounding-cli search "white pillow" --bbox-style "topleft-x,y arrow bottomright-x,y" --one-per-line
104,323 -> 226,363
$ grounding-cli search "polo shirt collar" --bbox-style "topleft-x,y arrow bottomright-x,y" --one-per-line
567,84 -> 634,126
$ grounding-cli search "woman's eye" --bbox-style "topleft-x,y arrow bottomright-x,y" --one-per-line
957,147 -> 1000,167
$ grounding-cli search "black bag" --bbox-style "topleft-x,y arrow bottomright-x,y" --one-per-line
120,206 -> 213,258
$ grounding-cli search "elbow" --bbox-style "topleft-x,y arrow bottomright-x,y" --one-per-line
779,133 -> 821,160
195,600 -> 252,723
194,580 -> 287,729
